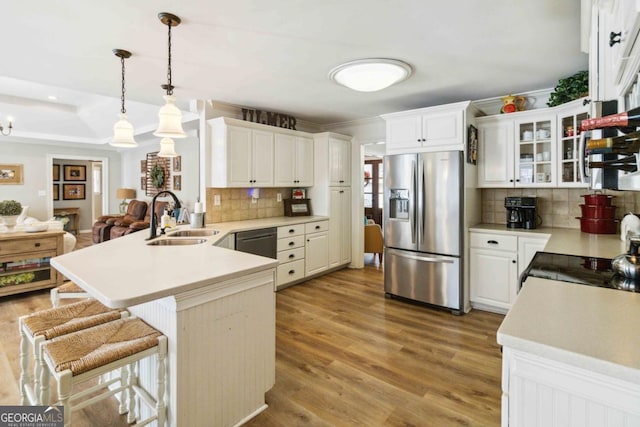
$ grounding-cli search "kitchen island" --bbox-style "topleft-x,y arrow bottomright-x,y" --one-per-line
51,224 -> 282,427
496,229 -> 640,426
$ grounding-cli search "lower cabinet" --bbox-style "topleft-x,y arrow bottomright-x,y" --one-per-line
305,221 -> 329,276
329,188 -> 352,267
469,230 -> 548,313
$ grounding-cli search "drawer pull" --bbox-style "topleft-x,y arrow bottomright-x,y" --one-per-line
315,225 -> 320,229
487,240 -> 498,245
288,241 -> 295,246
288,270 -> 295,275
289,229 -> 295,233
35,243 -> 41,247
288,254 -> 295,259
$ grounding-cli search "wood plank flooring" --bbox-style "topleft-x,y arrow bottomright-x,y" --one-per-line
0,238 -> 504,426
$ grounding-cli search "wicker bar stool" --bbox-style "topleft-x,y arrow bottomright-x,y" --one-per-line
41,318 -> 167,427
19,299 -> 125,406
50,281 -> 90,307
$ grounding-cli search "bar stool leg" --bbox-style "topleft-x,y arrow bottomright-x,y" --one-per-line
50,288 -> 59,308
40,354 -> 51,406
127,363 -> 137,424
57,371 -> 72,427
118,366 -> 128,415
18,320 -> 30,405
157,336 -> 167,427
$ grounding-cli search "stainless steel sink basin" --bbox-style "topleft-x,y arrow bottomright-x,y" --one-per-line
147,238 -> 208,246
167,229 -> 220,237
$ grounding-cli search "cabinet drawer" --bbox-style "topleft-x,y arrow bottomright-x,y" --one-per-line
0,237 -> 58,256
469,233 -> 517,251
277,224 -> 305,238
277,247 -> 305,264
277,235 -> 305,251
277,259 -> 305,286
305,220 -> 328,234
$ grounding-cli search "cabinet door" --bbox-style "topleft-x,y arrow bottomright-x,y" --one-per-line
251,129 -> 274,186
469,247 -> 517,312
274,133 -> 296,186
386,115 -> 422,152
227,125 -> 253,186
514,115 -> 556,187
295,136 -> 314,186
339,188 -> 352,265
422,110 -> 463,149
305,232 -> 329,276
517,237 -> 547,277
329,188 -> 351,267
557,105 -> 589,187
329,138 -> 351,186
478,120 -> 514,187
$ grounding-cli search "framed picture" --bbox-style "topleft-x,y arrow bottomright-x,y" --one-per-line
53,164 -> 60,181
0,164 -> 24,185
173,156 -> 182,172
141,160 -> 147,174
467,124 -> 478,165
173,175 -> 182,191
63,165 -> 86,181
141,176 -> 146,191
284,199 -> 311,216
53,184 -> 59,201
63,183 -> 86,200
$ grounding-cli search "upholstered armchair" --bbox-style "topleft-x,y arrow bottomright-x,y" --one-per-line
110,201 -> 169,239
91,200 -> 147,243
364,222 -> 384,263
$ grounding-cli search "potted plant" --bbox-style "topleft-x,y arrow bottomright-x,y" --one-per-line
547,70 -> 589,107
0,200 -> 23,232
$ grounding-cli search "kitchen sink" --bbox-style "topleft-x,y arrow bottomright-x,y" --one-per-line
167,229 -> 220,237
147,238 -> 208,246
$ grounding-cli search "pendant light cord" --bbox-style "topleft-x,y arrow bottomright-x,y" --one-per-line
120,55 -> 127,114
166,22 -> 173,95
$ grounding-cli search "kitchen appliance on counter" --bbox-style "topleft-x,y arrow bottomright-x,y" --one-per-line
520,252 -> 639,293
383,151 -> 464,312
505,196 -> 538,229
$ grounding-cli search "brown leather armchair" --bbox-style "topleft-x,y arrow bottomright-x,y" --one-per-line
91,200 -> 147,243
110,201 -> 169,239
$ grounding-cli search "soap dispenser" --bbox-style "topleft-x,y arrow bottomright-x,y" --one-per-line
160,209 -> 171,233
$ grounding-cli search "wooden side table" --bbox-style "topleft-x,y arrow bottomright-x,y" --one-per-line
54,207 -> 80,235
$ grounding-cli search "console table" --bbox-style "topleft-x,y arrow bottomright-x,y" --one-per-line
53,207 -> 79,235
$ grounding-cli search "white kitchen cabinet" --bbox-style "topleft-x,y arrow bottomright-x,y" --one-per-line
274,134 -> 314,187
208,118 -> 274,187
556,101 -> 590,187
469,231 -> 548,313
477,117 -> 515,187
381,101 -> 471,154
276,224 -> 305,288
501,347 -> 640,427
329,188 -> 352,267
328,137 -> 351,186
305,221 -> 329,276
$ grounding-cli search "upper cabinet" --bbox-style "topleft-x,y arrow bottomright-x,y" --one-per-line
274,134 -> 314,187
477,99 -> 589,188
328,137 -> 351,186
206,117 -> 315,188
382,101 -> 471,154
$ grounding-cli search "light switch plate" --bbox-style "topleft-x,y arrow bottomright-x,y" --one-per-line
276,193 -> 282,202
214,195 -> 221,206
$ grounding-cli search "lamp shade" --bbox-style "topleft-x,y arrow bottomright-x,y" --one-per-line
111,113 -> 138,147
116,188 -> 136,199
158,138 -> 178,158
153,95 -> 187,138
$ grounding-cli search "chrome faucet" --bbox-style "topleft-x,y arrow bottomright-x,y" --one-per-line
147,190 -> 182,240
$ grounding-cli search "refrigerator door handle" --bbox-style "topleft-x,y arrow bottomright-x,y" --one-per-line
420,159 -> 426,242
386,248 -> 454,264
410,160 -> 417,244
579,130 -> 589,181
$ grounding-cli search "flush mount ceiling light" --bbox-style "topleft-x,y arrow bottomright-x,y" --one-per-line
328,58 -> 412,92
154,12 -> 187,139
158,137 -> 178,158
110,49 -> 138,147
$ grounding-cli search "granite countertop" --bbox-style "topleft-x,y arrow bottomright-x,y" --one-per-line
478,223 -> 640,380
51,216 -> 327,308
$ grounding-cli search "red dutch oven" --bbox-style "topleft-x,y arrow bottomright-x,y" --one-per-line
576,217 -> 619,234
579,204 -> 617,219
581,193 -> 614,206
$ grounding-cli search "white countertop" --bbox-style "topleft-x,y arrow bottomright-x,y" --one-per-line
51,216 -> 327,308
477,223 -> 640,380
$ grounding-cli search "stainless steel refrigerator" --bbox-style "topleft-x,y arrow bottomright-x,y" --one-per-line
383,151 -> 463,312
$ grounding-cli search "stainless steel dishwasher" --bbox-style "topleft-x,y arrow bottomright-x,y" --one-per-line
235,227 -> 277,259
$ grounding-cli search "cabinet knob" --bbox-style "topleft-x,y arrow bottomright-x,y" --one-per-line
289,229 -> 295,233
35,242 -> 41,247
289,241 -> 295,246
512,260 -> 516,264
340,190 -> 344,193
315,225 -> 320,229
289,254 -> 295,259
609,31 -> 622,47
339,180 -> 344,183
487,240 -> 498,245
288,270 -> 295,275
422,138 -> 426,142
509,179 -> 514,183
515,179 -> 520,182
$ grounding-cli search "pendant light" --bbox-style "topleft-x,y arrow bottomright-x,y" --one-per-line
158,137 -> 178,158
154,12 -> 187,139
110,49 -> 138,147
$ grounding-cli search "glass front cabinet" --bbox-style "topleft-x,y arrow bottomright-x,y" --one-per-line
514,115 -> 556,187
556,104 -> 589,187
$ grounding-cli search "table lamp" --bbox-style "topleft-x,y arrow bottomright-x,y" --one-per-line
116,188 -> 136,213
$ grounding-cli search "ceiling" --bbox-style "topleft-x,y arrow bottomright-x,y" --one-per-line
0,0 -> 588,147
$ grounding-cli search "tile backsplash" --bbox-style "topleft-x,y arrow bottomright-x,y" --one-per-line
481,188 -> 640,229
205,188 -> 287,223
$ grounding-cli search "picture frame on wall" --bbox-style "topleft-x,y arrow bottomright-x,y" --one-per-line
0,164 -> 24,185
173,175 -> 182,191
63,183 -> 86,200
53,164 -> 60,181
173,156 -> 181,172
141,176 -> 146,191
141,160 -> 147,174
63,165 -> 86,181
53,184 -> 59,201
467,124 -> 478,165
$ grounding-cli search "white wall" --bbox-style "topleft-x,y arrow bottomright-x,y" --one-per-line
0,141 -> 121,224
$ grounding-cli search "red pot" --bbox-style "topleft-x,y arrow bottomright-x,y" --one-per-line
581,194 -> 614,206
576,217 -> 619,234
579,204 -> 617,219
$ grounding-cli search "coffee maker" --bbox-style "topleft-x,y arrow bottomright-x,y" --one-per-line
505,196 -> 538,229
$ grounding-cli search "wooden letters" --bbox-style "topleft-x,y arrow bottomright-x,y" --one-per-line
241,108 -> 297,130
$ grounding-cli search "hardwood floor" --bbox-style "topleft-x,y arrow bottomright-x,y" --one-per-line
0,236 -> 504,426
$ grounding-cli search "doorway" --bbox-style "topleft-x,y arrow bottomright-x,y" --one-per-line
364,158 -> 383,225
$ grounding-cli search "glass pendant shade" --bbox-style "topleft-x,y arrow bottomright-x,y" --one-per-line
110,113 -> 138,147
154,95 -> 187,138
158,137 -> 178,158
